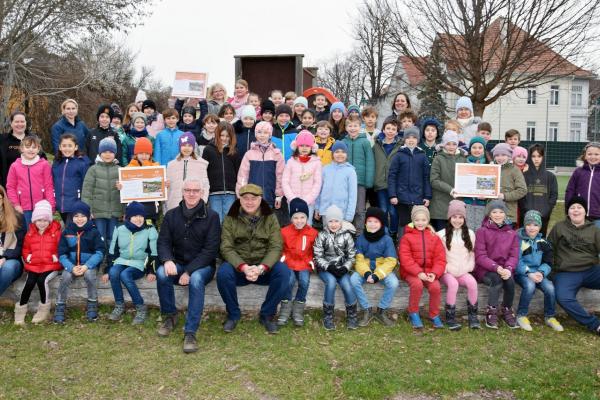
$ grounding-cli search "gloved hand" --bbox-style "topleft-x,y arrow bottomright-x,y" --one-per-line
330,266 -> 348,279
327,261 -> 338,271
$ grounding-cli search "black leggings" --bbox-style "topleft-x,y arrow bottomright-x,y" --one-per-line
481,271 -> 515,307
20,271 -> 57,305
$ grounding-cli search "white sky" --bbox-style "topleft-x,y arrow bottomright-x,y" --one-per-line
125,0 -> 363,93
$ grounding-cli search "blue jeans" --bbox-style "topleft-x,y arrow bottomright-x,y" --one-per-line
216,262 -> 290,320
554,266 -> 600,332
376,189 -> 398,234
23,210 -> 32,228
0,259 -> 23,296
350,272 -> 399,310
285,269 -> 310,302
318,271 -> 356,306
156,263 -> 215,334
109,264 -> 145,305
515,274 -> 556,317
94,217 -> 117,256
209,194 -> 236,223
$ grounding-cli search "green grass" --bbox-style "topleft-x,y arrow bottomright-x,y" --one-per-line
1,307 -> 599,399
556,175 -> 569,201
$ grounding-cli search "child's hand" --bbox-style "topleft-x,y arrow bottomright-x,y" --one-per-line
497,193 -> 505,200
146,273 -> 156,283
367,275 -> 374,284
178,272 -> 190,286
426,273 -> 436,282
450,189 -> 458,199
390,197 -> 398,205
52,255 -> 58,263
116,181 -> 123,190
101,274 -> 109,283
15,206 -> 23,213
165,180 -> 170,188
274,197 -> 282,209
423,199 -> 430,207
314,211 -> 320,220
531,272 -> 543,283
26,254 -> 31,263
418,272 -> 428,281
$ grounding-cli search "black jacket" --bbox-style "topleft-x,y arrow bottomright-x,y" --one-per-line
201,143 -> 241,193
233,119 -> 256,159
85,126 -> 123,165
519,162 -> 558,218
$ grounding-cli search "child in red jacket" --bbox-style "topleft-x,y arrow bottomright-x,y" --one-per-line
14,200 -> 62,325
399,205 -> 446,329
277,198 -> 318,327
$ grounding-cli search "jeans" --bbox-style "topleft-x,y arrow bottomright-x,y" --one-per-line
209,194 -> 236,223
350,272 -> 399,310
23,210 -> 32,228
376,189 -> 398,234
57,269 -> 98,303
318,271 -> 356,306
156,263 -> 215,334
216,262 -> 290,320
109,264 -> 145,305
554,266 -> 600,332
481,271 -> 515,307
94,217 -> 117,256
515,274 -> 556,317
285,269 -> 310,302
0,259 -> 23,296
353,185 -> 367,236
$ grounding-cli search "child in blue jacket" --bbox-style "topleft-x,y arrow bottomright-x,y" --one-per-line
154,108 -> 183,165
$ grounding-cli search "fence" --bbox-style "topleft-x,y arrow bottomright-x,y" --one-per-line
488,140 -> 586,168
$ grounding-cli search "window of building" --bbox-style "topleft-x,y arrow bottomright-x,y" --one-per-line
549,122 -> 559,141
526,121 -> 536,141
570,121 -> 582,142
550,85 -> 559,105
571,85 -> 583,107
527,87 -> 537,105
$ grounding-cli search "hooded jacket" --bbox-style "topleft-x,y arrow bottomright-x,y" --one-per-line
6,156 -> 55,212
387,146 -> 432,205
565,162 -> 600,219
236,141 -> 284,207
165,156 -> 210,211
81,159 -> 122,218
58,221 -> 104,272
355,232 -> 397,280
282,155 -> 323,206
154,127 -> 184,166
86,126 -> 124,166
519,161 -> 558,219
233,119 -> 256,159
373,133 -> 403,191
280,223 -> 318,272
498,162 -> 527,222
399,224 -> 446,280
548,219 -> 600,273
429,150 -> 468,220
473,217 -> 520,281
436,228 -> 476,277
108,223 -> 158,273
342,132 -> 375,188
315,161 -> 357,222
516,228 -> 553,277
316,136 -> 335,166
51,116 -> 89,154
201,143 -> 241,194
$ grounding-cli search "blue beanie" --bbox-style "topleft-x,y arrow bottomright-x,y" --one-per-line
331,141 -> 348,153
70,201 -> 90,219
289,198 -> 309,219
125,201 -> 146,219
98,137 -> 117,155
455,96 -> 473,114
330,102 -> 347,116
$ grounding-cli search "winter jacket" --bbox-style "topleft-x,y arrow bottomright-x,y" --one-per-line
362,128 -> 380,147
436,228 -> 476,277
315,108 -> 330,122
295,124 -> 317,135
342,132 -> 375,188
282,155 -> 322,206
280,224 -> 318,272
316,136 -> 335,166
565,162 -> 600,219
516,228 -> 553,278
387,146 -> 432,205
233,120 -> 256,159
354,234 -> 397,280
158,200 -> 221,274
124,159 -> 161,222
519,163 -> 558,219
86,126 -> 124,165
201,143 -> 241,194
548,219 -> 600,273
430,150 -> 467,220
208,100 -> 226,116
165,156 -> 209,211
236,142 -> 284,207
174,98 -> 207,135
315,162 -> 357,222
457,116 -> 481,150
51,116 -> 89,154
22,220 -> 62,274
51,155 -> 90,214
6,156 -> 55,212
399,224 -> 446,280
473,218 -> 520,281
108,223 -> 158,273
122,129 -> 155,166
154,127 -> 184,166
0,214 -> 26,261
463,155 -> 487,206
58,221 -> 104,273
81,159 -> 122,219
373,133 -> 403,191
419,141 -> 438,167
313,225 -> 356,273
271,130 -> 298,162
220,199 -> 282,270
498,162 -> 527,222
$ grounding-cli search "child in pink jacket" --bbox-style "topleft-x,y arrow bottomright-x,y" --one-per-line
6,135 -> 55,227
282,130 -> 322,224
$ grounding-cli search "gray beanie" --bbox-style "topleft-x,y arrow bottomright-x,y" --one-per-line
485,199 -> 508,216
324,205 -> 344,224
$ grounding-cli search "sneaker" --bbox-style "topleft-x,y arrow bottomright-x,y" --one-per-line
431,315 -> 444,329
223,319 -> 238,333
132,304 -> 148,325
358,307 -> 373,327
374,307 -> 395,327
108,303 -> 125,321
53,303 -> 66,324
183,333 -> 198,353
259,314 -> 279,334
485,305 -> 498,329
502,306 -> 519,329
517,316 -> 533,331
157,313 -> 178,337
409,312 -> 424,329
545,317 -> 564,332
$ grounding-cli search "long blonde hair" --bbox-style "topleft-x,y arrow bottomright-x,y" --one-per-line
0,186 -> 20,233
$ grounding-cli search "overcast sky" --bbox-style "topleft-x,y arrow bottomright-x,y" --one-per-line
125,0 -> 364,93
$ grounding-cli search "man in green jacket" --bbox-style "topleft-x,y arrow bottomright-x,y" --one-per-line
217,184 -> 289,334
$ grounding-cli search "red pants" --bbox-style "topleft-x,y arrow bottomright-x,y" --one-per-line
404,276 -> 441,318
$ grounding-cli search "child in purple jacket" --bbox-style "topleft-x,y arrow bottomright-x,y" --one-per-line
565,142 -> 600,227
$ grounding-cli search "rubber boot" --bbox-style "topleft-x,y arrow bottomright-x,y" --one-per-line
31,301 -> 52,324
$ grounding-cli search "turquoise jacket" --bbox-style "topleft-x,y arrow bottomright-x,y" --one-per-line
342,132 -> 374,188
108,224 -> 159,273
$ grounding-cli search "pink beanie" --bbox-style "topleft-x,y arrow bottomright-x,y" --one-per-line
32,200 -> 53,222
447,199 -> 467,219
295,130 -> 315,147
255,121 -> 273,136
512,146 -> 528,160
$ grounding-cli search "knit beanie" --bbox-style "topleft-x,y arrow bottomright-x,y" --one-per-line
523,210 -> 543,227
293,96 -> 308,108
365,207 -> 386,225
331,141 -> 348,153
255,121 -> 273,136
455,96 -> 473,114
492,143 -> 513,158
348,104 -> 360,114
295,130 -> 315,147
469,136 -> 487,150
125,201 -> 146,219
512,146 -> 528,160
131,112 -> 147,125
134,137 -> 153,155
289,198 -> 309,219
275,104 -> 293,118
404,126 -> 420,140
485,199 -> 508,216
179,132 -> 196,149
441,130 -> 459,146
142,99 -> 157,111
447,200 -> 467,219
97,104 -> 115,121
241,105 -> 257,121
411,205 -> 430,222
329,102 -> 347,116
567,195 -> 587,215
31,200 -> 53,222
181,106 -> 196,119
261,99 -> 276,115
70,201 -> 91,219
98,137 -> 117,154
324,205 -> 344,224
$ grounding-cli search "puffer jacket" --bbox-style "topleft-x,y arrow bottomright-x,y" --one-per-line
373,132 -> 403,191
316,136 -> 335,166
22,220 -> 62,274
282,155 -> 322,206
473,217 -> 520,281
122,129 -> 155,166
51,116 -> 89,154
86,126 -> 123,166
236,141 -> 284,207
315,162 -> 357,222
565,162 -> 600,219
280,224 -> 318,272
430,150 -> 467,220
342,132 -> 375,188
58,221 -> 104,272
154,127 -> 184,166
108,223 -> 158,273
6,156 -> 55,212
271,129 -> 298,162
436,228 -> 476,277
399,224 -> 446,280
233,119 -> 256,159
354,233 -> 397,280
165,156 -> 210,211
51,155 -> 90,214
201,143 -> 241,194
313,225 -> 356,273
220,199 -> 282,270
515,228 -> 553,278
498,162 -> 527,222
387,146 -> 432,205
81,159 -> 122,219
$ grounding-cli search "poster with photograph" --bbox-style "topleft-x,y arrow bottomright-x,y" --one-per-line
118,166 -> 167,203
454,163 -> 501,198
171,71 -> 208,98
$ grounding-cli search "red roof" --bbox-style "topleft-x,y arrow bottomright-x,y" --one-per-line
398,56 -> 427,86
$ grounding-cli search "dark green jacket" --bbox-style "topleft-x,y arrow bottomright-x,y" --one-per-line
547,219 -> 600,273
499,162 -> 527,222
373,134 -> 403,191
429,150 -> 467,220
81,159 -> 122,218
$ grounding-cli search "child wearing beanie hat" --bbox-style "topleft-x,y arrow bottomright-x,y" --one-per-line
122,111 -> 154,165
514,209 -> 563,332
399,202 -> 446,329
102,200 -> 158,325
437,200 -> 480,330
350,207 -> 399,327
313,204 -> 359,330
463,136 -> 488,229
86,105 -> 124,166
271,104 -> 298,162
123,137 -> 161,224
492,142 -> 527,224
512,146 -> 528,172
154,108 -> 184,166
277,197 -> 318,327
291,97 -> 308,126
260,99 -> 276,122
328,102 -> 347,140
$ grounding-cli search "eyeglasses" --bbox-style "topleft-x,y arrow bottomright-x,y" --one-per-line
183,188 -> 201,194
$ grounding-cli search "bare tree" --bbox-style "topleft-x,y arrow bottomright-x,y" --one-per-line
385,0 -> 599,116
317,54 -> 365,105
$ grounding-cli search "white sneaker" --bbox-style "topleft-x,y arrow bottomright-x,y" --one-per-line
517,316 -> 533,331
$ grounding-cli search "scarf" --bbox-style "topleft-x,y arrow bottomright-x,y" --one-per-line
364,227 -> 385,243
20,155 -> 40,165
182,201 -> 204,221
130,128 -> 149,138
229,94 -> 249,111
298,155 -> 311,163
125,220 -> 144,233
467,154 -> 486,164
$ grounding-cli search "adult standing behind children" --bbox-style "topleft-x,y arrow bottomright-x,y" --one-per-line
1,112 -> 45,186
51,99 -> 90,155
0,186 -> 26,298
141,100 -> 165,138
228,79 -> 250,118
207,83 -> 229,115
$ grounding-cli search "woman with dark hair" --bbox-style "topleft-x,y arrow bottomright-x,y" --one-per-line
389,92 -> 412,119
0,185 -> 26,297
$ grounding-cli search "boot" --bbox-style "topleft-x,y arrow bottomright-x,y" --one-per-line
346,303 -> 358,330
53,302 -> 66,324
409,312 -> 424,329
467,301 -> 481,329
183,333 -> 198,353
322,303 -> 335,331
445,304 -> 462,331
485,305 -> 498,329
158,313 -> 178,337
358,307 -> 373,327
132,304 -> 148,325
31,301 -> 52,324
108,302 -> 125,321
501,306 -> 519,329
277,300 -> 292,326
14,303 -> 27,326
86,300 -> 98,321
291,301 -> 306,327
374,307 -> 395,327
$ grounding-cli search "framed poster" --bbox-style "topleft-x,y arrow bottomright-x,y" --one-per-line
118,166 -> 167,203
454,163 -> 501,198
171,71 -> 208,98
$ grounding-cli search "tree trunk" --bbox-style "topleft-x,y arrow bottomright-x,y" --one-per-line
472,99 -> 486,118
0,60 -> 16,131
